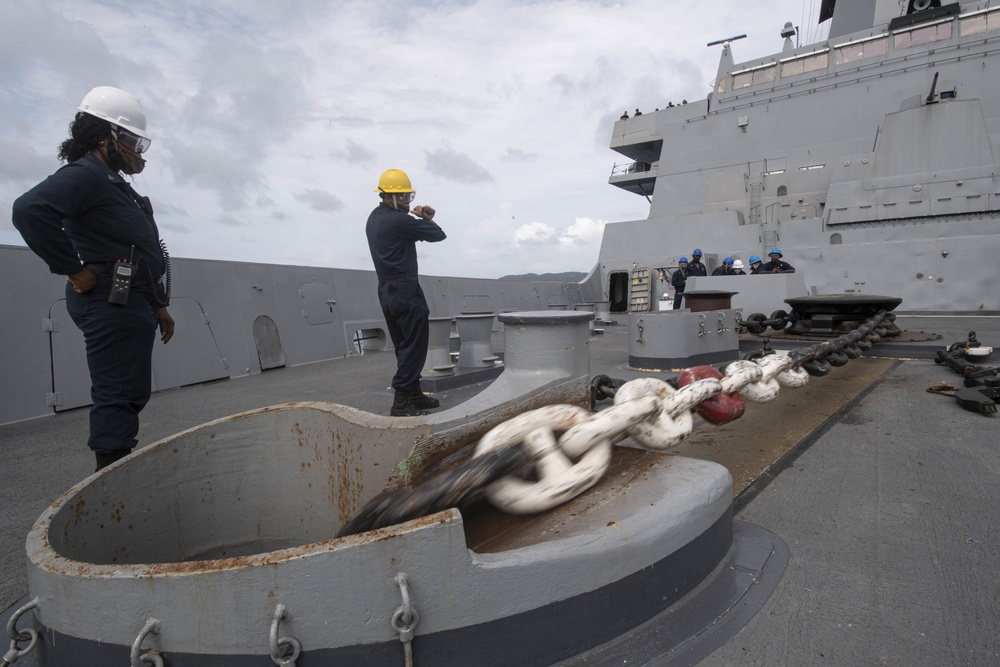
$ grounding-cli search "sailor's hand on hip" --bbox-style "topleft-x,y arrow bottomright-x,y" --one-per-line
67,268 -> 97,294
412,205 -> 435,221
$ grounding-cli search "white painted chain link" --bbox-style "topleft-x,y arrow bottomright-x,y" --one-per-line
474,405 -> 612,514
473,352 -> 812,514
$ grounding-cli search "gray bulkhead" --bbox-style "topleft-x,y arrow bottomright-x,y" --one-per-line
0,244 -> 598,426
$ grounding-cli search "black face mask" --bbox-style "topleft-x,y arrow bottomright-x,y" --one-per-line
107,139 -> 146,175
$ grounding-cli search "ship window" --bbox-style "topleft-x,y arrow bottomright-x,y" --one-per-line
717,77 -> 727,94
830,233 -> 842,245
893,20 -> 953,49
833,36 -> 888,64
780,50 -> 829,77
960,7 -> 1000,36
799,164 -> 825,170
732,63 -> 776,89
777,185 -> 788,196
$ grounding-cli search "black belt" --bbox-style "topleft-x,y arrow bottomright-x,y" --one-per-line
379,275 -> 418,285
84,262 -> 160,283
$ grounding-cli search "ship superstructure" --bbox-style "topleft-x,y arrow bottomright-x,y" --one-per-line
599,0 -> 1000,313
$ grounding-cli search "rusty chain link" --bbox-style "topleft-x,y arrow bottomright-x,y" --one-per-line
340,311 -> 889,535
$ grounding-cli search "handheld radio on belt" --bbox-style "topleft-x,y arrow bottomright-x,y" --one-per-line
108,246 -> 136,305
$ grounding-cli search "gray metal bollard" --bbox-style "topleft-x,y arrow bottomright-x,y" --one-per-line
498,311 -> 592,379
426,316 -> 455,375
594,301 -> 612,324
456,313 -> 498,368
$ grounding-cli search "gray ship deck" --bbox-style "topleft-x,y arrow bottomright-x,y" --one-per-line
2,314 -> 999,665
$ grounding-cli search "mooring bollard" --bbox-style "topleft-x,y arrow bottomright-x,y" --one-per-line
457,313 -> 498,368
426,316 -> 455,375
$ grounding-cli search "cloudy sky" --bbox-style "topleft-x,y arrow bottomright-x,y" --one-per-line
1,0 -> 827,279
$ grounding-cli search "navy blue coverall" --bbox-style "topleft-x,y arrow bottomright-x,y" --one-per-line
687,261 -> 708,277
365,202 -> 446,392
12,154 -> 167,456
670,268 -> 687,309
760,259 -> 795,273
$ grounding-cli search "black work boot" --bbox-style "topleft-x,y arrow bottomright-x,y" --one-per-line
407,389 -> 440,410
390,392 -> 429,417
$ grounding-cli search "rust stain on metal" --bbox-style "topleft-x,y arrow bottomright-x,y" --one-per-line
332,430 -> 364,526
72,497 -> 86,523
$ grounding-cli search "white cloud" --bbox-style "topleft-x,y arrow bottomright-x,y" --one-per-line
560,217 -> 606,246
514,221 -> 557,246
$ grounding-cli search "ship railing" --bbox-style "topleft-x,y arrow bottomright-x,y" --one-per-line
610,161 -> 652,177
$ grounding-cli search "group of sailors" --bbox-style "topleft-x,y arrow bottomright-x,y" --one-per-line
669,248 -> 795,309
619,101 -> 689,119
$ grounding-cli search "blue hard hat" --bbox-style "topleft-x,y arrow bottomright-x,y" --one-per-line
723,256 -> 734,265
749,255 -> 762,264
692,248 -> 703,256
678,256 -> 689,263
769,248 -> 782,257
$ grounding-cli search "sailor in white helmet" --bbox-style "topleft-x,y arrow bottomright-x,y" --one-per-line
12,87 -> 174,471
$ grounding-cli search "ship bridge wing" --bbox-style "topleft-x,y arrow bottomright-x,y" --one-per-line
609,113 -> 663,197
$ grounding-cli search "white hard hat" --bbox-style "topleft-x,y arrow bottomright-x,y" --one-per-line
78,86 -> 150,139
733,259 -> 745,269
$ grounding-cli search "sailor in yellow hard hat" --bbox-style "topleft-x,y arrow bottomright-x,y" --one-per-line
366,169 -> 448,416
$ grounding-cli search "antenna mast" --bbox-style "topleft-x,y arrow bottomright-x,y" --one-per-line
706,34 -> 747,47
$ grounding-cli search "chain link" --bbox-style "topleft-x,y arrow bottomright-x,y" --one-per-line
474,405 -> 612,514
342,312 -> 889,531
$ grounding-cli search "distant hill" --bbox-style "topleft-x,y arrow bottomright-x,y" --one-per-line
498,272 -> 587,283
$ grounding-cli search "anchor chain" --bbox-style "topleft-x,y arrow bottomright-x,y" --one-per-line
391,573 -> 419,667
269,604 -> 302,666
337,445 -> 533,537
739,309 -> 795,335
2,598 -> 38,667
341,312 -> 889,532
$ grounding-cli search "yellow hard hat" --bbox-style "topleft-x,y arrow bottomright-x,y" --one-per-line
375,169 -> 415,194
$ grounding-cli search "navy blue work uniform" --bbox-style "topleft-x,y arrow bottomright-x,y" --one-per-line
365,202 -> 446,392
687,261 -> 708,277
761,259 -> 795,273
670,268 -> 687,309
12,154 -> 168,457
